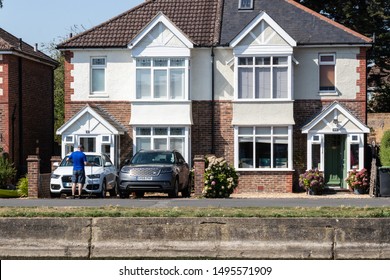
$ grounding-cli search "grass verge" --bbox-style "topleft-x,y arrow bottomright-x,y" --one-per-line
0,206 -> 389,218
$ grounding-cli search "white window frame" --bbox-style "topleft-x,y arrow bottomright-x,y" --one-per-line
101,135 -> 111,144
235,55 -> 292,101
307,133 -> 324,171
239,0 -> 253,9
133,126 -> 190,163
347,134 -> 364,171
318,53 -> 336,95
90,57 -> 107,95
234,126 -> 293,171
64,135 -> 74,144
135,58 -> 189,101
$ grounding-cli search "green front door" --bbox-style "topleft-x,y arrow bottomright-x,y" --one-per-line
325,135 -> 346,187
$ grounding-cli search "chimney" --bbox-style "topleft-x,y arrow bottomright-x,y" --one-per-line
34,43 -> 38,52
19,38 -> 23,50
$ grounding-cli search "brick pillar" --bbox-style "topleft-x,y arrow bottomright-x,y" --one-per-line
51,156 -> 62,172
193,155 -> 205,196
27,155 -> 40,198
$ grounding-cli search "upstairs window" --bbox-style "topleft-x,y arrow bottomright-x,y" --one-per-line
237,56 -> 289,99
91,57 -> 106,94
239,0 -> 253,9
319,54 -> 335,92
136,58 -> 187,100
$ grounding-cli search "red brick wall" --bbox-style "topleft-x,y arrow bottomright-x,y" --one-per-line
64,51 -> 74,121
0,54 -> 55,173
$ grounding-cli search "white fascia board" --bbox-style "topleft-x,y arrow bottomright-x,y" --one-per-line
230,11 -> 297,48
56,106 -> 123,135
128,12 -> 194,50
302,101 -> 370,134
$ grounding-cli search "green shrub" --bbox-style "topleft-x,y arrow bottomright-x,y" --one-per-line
203,155 -> 238,198
380,130 -> 390,166
17,177 -> 28,197
0,157 -> 17,188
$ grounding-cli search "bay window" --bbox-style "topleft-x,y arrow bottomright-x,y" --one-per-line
136,58 -> 187,100
237,56 -> 289,99
236,126 -> 292,169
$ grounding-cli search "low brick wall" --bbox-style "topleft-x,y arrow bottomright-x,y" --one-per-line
0,217 -> 389,259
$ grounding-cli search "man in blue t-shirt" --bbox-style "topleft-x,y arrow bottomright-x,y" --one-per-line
67,144 -> 87,198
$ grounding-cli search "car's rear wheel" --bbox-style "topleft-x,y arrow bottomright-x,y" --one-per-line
98,180 -> 106,198
168,179 -> 179,198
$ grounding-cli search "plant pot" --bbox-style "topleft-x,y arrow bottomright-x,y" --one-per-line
378,167 -> 390,197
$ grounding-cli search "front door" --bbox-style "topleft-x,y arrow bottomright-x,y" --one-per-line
325,135 -> 346,187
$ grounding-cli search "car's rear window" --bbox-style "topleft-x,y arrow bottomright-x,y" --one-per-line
131,152 -> 174,164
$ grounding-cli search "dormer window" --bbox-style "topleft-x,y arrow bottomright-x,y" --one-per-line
239,0 -> 253,10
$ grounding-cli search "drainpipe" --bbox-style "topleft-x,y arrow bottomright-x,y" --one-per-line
211,47 -> 215,155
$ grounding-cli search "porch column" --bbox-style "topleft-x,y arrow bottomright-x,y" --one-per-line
27,155 -> 40,198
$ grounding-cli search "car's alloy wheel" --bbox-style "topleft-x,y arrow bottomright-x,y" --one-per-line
109,179 -> 118,197
181,176 -> 191,198
99,180 -> 106,198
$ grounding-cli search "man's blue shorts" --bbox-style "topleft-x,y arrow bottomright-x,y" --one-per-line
72,169 -> 86,184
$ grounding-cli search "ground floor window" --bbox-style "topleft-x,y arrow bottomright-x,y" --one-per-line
235,126 -> 292,170
134,126 -> 189,162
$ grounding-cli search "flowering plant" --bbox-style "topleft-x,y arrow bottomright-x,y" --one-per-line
203,155 -> 238,198
345,168 -> 369,193
299,169 -> 325,194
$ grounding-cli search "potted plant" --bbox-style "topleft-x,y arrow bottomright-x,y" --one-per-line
345,168 -> 369,194
379,130 -> 390,196
299,169 -> 325,195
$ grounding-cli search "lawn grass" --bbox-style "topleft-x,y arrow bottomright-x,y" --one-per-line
0,206 -> 389,218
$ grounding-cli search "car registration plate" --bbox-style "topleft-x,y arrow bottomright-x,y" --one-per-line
137,176 -> 153,181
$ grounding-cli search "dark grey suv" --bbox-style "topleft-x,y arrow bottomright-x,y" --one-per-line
119,150 -> 191,198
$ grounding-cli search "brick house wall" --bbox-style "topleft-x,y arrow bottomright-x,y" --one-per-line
0,54 -> 55,174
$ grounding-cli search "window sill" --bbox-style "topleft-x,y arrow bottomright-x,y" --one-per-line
89,94 -> 109,98
318,91 -> 338,96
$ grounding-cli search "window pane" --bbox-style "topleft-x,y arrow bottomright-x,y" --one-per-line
136,128 -> 151,135
273,67 -> 288,98
154,138 -> 167,150
102,144 -> 110,155
350,144 -> 359,169
273,57 -> 288,65
92,69 -> 105,92
255,127 -> 271,135
170,138 -> 184,156
171,58 -> 185,67
239,137 -> 253,168
154,58 -> 168,67
238,68 -> 253,98
274,127 -> 288,135
320,55 -> 334,63
136,58 -> 151,67
154,128 -> 168,135
255,57 -> 270,65
255,68 -> 271,98
136,138 -> 151,152
312,144 -> 321,169
136,69 -> 151,98
80,137 -> 96,152
256,137 -> 271,168
154,70 -> 167,99
238,57 -> 253,65
170,127 -> 185,135
320,65 -> 335,91
92,58 -> 105,66
170,69 -> 184,99
239,127 -> 253,135
273,137 -> 288,168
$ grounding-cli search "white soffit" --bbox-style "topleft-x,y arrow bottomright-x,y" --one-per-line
130,102 -> 193,125
230,11 -> 297,48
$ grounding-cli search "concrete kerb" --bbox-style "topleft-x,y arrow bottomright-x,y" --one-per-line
0,217 -> 389,259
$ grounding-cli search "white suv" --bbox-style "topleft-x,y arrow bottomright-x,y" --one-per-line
50,152 -> 118,198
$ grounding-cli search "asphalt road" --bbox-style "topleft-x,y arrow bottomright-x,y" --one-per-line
1,196 -> 390,207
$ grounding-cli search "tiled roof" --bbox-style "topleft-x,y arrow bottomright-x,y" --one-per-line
220,0 -> 372,46
0,28 -> 58,66
58,0 -> 223,49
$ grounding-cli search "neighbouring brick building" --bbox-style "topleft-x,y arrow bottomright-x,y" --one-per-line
56,0 -> 372,193
0,28 -> 57,173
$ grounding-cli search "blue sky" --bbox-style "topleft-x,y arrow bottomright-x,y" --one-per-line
0,0 -> 143,51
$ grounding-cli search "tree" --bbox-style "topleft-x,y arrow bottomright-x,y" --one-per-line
0,0 -> 3,8
295,0 -> 390,112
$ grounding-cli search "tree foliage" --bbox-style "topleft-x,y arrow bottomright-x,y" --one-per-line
295,0 -> 390,112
